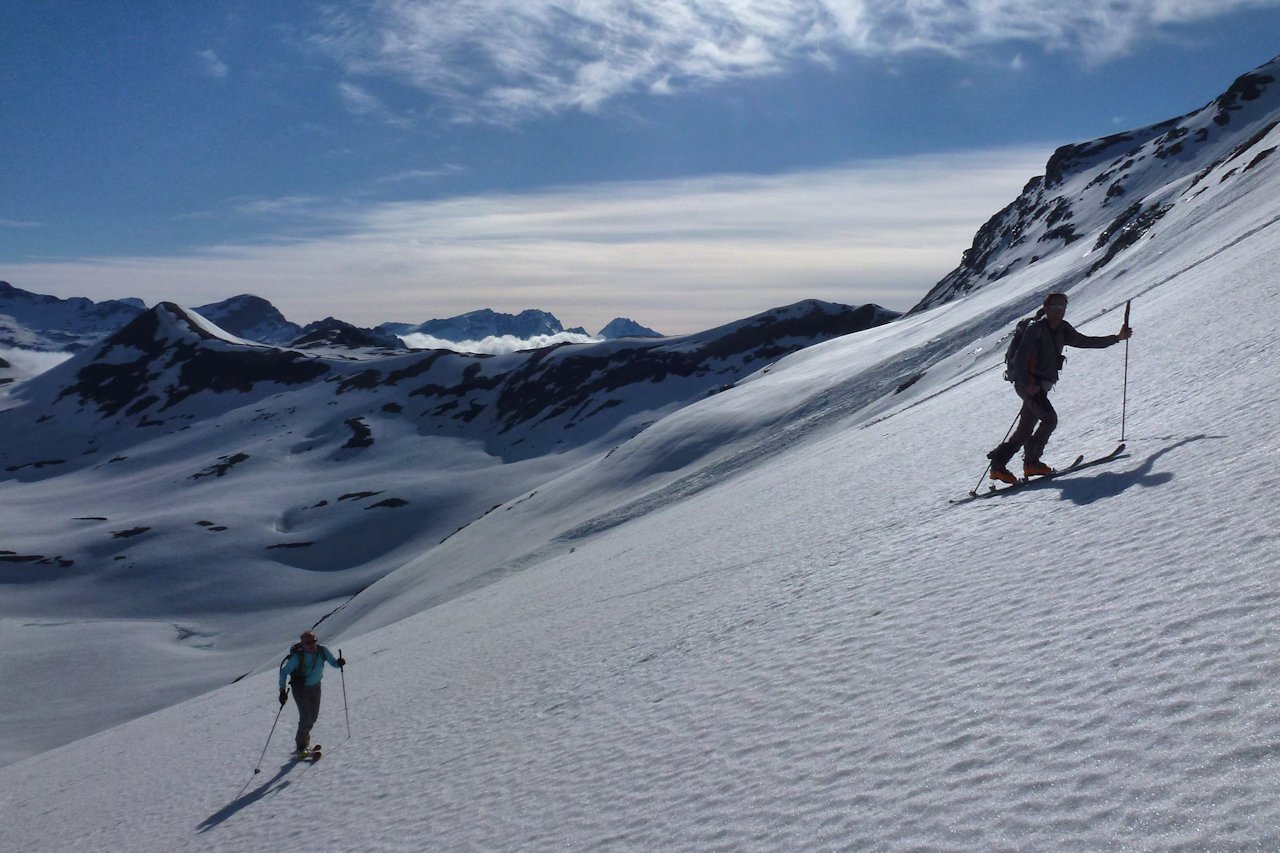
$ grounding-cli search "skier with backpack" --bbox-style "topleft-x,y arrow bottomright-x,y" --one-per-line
987,292 -> 1132,484
278,630 -> 345,758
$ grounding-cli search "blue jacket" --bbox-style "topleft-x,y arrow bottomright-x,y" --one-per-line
279,645 -> 341,689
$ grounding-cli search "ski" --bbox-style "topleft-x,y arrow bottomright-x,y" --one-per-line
310,744 -> 322,763
950,444 -> 1127,504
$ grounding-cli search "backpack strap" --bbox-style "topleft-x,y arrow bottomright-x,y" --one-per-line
282,642 -> 308,683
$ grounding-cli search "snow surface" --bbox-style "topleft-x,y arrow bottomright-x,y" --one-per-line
3,70 -> 1280,851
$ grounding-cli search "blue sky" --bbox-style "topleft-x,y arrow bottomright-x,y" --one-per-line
3,1 -> 1280,334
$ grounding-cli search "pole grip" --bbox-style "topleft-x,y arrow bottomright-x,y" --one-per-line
1122,299 -> 1131,328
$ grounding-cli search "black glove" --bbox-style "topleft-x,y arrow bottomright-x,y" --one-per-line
337,657 -> 346,667
279,688 -> 288,706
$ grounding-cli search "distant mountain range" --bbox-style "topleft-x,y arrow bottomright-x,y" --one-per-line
0,281 -> 146,352
1,283 -> 663,355
381,308 -> 662,342
381,308 -> 585,340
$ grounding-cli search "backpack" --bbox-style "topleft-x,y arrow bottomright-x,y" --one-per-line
1002,317 -> 1037,382
281,642 -> 327,686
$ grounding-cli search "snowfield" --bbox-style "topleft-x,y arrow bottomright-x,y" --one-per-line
3,60 -> 1280,852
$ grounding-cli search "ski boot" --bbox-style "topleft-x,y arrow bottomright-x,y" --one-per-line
1023,460 -> 1053,478
989,465 -> 1018,484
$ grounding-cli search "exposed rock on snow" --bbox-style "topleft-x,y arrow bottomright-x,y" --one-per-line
290,318 -> 406,350
913,56 -> 1280,311
54,304 -> 330,420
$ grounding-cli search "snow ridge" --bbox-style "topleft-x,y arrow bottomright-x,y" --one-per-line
914,54 -> 1280,310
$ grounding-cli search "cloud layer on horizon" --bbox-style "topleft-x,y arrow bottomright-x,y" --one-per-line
400,331 -> 604,354
312,0 -> 1280,121
3,146 -> 1048,335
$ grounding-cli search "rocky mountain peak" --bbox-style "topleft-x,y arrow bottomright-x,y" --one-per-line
193,294 -> 303,345
598,318 -> 663,339
912,53 -> 1280,313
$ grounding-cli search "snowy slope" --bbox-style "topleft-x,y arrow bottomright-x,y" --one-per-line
0,298 -> 890,765
2,59 -> 1279,851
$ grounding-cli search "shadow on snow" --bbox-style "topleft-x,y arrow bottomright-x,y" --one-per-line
196,759 -> 304,834
1048,434 -> 1221,506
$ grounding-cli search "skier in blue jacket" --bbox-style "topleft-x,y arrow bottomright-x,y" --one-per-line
278,630 -> 345,756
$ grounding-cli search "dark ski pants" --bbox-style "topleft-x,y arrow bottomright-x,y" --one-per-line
292,682 -> 322,750
991,387 -> 1057,467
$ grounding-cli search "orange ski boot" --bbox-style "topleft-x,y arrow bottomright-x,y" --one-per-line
990,465 -> 1018,484
1023,460 -> 1054,478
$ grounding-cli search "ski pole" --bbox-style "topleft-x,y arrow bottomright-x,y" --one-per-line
340,648 -> 351,739
253,688 -> 288,775
969,408 -> 1021,496
1120,300 -> 1132,442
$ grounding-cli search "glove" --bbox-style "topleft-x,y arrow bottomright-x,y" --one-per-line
337,657 -> 346,667
279,688 -> 288,706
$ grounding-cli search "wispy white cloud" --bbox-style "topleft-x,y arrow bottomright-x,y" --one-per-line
1,146 -> 1048,334
0,219 -> 46,229
374,165 -> 469,185
336,81 -> 413,126
311,0 -> 1280,121
197,49 -> 229,79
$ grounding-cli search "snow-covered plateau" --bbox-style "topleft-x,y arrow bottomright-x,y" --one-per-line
1,57 -> 1279,852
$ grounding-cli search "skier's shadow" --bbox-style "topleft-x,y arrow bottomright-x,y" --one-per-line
1050,434 -> 1218,506
196,760 -> 301,833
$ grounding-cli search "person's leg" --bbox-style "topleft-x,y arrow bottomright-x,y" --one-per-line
990,399 -> 1039,469
1023,394 -> 1058,464
294,684 -> 322,751
292,686 -> 309,751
